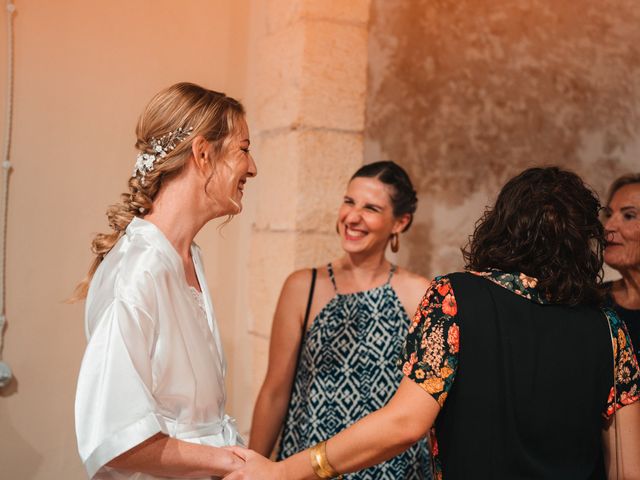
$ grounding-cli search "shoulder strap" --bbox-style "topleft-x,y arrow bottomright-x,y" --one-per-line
280,268 -> 316,445
301,268 -> 317,335
387,264 -> 397,283
327,263 -> 338,292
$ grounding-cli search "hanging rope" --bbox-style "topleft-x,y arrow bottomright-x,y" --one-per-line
0,0 -> 16,388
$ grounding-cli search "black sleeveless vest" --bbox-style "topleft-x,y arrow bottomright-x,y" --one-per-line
435,272 -> 613,479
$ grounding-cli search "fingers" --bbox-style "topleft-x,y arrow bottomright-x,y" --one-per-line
223,445 -> 251,461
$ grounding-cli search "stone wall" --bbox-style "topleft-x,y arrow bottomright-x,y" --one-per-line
366,0 -> 640,278
238,0 -> 372,434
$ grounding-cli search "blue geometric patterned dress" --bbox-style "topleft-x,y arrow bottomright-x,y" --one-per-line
277,263 -> 431,479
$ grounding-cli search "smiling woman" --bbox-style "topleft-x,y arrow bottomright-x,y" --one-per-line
602,173 -> 640,358
72,82 -> 255,480
234,166 -> 640,480
249,161 -> 432,479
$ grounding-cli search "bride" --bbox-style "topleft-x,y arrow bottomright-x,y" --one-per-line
73,82 -> 255,479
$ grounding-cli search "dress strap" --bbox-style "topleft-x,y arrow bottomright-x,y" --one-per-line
387,264 -> 397,283
327,263 -> 338,292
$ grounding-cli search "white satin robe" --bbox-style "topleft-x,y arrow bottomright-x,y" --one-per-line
75,217 -> 241,480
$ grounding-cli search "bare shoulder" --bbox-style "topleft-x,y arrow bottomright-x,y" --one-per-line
277,266 -> 334,322
393,267 -> 431,296
281,268 -> 317,297
392,267 -> 432,316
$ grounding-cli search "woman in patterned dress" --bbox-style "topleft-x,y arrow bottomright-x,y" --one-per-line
232,167 -> 640,480
249,161 -> 432,479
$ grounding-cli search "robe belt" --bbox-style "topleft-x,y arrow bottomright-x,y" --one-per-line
161,414 -> 238,443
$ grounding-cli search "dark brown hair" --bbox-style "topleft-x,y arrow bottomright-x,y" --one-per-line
463,167 -> 605,305
351,160 -> 418,231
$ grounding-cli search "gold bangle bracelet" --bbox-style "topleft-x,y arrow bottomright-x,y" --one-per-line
309,441 -> 343,479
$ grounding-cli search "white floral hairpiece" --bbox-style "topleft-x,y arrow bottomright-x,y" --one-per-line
132,126 -> 194,182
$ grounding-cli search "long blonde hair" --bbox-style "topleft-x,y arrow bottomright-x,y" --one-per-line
71,82 -> 245,301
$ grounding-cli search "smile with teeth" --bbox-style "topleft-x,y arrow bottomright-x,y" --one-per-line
345,226 -> 367,240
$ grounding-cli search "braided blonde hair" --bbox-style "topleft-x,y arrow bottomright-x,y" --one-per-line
71,82 -> 245,301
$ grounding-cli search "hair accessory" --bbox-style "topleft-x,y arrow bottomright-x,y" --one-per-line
309,441 -> 343,479
132,126 -> 194,182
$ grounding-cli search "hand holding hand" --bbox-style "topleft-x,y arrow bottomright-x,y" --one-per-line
213,445 -> 247,477
223,449 -> 287,480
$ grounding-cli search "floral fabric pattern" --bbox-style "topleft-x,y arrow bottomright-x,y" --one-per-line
401,269 -> 640,479
469,270 -> 547,303
603,308 -> 640,417
401,276 -> 459,407
403,270 -> 640,418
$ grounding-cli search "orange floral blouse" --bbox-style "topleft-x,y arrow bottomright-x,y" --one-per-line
401,271 -> 640,415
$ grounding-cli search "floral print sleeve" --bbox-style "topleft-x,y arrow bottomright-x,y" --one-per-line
604,308 -> 640,418
400,275 -> 459,407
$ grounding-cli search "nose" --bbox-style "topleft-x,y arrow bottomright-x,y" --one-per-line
247,153 -> 257,177
604,214 -> 617,232
603,214 -> 618,243
344,206 -> 362,224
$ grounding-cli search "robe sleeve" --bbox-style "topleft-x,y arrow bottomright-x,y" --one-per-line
75,298 -> 166,478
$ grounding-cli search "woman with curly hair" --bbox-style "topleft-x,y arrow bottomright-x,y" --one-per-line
231,167 -> 640,480
73,83 -> 255,479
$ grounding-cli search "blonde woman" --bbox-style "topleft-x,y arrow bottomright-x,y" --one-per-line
73,83 -> 255,480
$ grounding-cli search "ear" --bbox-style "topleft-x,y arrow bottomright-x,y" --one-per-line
190,135 -> 211,175
392,213 -> 411,234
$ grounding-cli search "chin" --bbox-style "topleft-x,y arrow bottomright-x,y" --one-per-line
227,197 -> 242,214
604,257 -> 630,272
340,239 -> 370,254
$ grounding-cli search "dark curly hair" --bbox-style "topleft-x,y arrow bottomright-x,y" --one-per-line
463,167 -> 605,306
351,161 -> 418,231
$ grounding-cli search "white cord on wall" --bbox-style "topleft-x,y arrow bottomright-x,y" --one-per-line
0,0 -> 16,389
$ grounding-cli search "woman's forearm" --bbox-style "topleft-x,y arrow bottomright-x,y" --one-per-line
281,379 -> 437,479
281,404 -> 426,479
249,385 -> 291,456
107,433 -> 243,478
224,379 -> 438,480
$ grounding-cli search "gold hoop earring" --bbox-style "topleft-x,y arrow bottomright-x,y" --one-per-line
390,233 -> 399,253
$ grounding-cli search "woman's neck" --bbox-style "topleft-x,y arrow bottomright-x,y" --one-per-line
612,267 -> 640,309
143,180 -> 209,260
335,249 -> 391,290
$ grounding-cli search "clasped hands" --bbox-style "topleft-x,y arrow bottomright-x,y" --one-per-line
223,446 -> 288,480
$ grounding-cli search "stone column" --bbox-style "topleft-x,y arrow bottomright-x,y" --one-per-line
238,0 -> 371,434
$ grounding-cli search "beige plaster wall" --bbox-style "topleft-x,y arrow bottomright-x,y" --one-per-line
0,2 -> 252,478
242,0 -> 371,432
366,0 -> 640,279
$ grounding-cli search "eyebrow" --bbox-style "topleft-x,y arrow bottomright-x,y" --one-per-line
365,202 -> 384,210
620,206 -> 638,212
